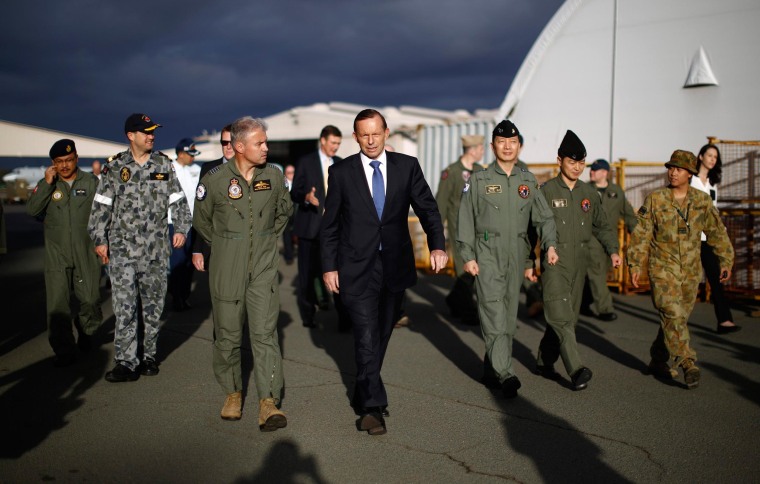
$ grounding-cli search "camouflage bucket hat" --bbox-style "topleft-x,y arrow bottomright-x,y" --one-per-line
664,149 -> 698,175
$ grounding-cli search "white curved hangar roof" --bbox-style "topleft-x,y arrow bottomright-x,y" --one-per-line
497,0 -> 760,162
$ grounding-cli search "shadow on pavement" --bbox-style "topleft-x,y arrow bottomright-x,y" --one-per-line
0,345 -> 111,458
496,397 -> 635,483
235,440 -> 328,483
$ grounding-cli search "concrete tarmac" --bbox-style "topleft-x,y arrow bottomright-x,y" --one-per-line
1,203 -> 759,483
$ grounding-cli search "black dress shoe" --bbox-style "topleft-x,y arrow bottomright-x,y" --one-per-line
717,324 -> 741,334
381,406 -> 390,417
359,411 -> 386,435
571,367 -> 593,391
140,358 -> 160,376
54,353 -> 76,368
535,364 -> 561,380
302,321 -> 316,328
105,363 -> 139,383
579,307 -> 594,317
501,376 -> 522,399
597,312 -> 618,321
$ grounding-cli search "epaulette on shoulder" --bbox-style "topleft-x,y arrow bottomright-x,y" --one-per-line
539,181 -> 547,189
107,151 -> 125,163
207,165 -> 223,177
155,151 -> 172,161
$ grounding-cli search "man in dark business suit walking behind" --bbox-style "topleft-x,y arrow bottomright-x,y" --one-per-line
321,109 -> 448,436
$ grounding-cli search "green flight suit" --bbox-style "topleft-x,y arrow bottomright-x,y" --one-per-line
457,163 -> 557,382
27,169 -> 102,357
586,182 -> 637,314
193,161 -> 293,401
538,177 -> 619,376
628,187 -> 733,365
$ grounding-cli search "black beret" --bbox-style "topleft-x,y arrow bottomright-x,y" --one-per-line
558,130 -> 586,161
49,139 -> 76,159
493,120 -> 520,140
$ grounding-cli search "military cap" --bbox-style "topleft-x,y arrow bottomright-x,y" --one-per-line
175,138 -> 201,156
558,130 -> 586,161
124,113 -> 162,133
665,149 -> 698,175
49,139 -> 76,159
590,159 -> 610,171
461,134 -> 484,148
492,120 -> 520,139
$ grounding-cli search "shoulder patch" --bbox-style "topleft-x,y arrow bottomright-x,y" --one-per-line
441,170 -> 449,181
638,206 -> 647,215
196,183 -> 207,201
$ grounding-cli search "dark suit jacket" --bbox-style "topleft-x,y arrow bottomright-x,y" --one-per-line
193,157 -> 226,255
321,151 -> 445,295
292,151 -> 341,240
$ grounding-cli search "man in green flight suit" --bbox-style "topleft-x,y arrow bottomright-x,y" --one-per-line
28,139 -> 102,367
193,116 -> 293,430
581,158 -> 638,321
437,134 -> 485,323
628,150 -> 734,389
457,120 -> 559,398
536,130 -> 621,391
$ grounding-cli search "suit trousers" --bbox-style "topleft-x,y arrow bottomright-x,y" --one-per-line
341,255 -> 403,410
297,237 -> 350,329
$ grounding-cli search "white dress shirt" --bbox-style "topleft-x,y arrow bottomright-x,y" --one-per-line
360,150 -> 388,197
690,175 -> 717,241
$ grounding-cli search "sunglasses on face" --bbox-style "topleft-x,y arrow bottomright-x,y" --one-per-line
220,140 -> 231,146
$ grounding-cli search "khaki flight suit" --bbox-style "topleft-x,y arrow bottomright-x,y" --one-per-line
538,177 -> 619,376
193,161 -> 293,401
28,169 -> 102,356
457,163 -> 557,382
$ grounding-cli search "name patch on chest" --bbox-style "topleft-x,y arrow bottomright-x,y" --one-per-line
552,199 -> 567,208
74,188 -> 87,197
253,179 -> 272,192
485,185 -> 502,194
150,172 -> 169,181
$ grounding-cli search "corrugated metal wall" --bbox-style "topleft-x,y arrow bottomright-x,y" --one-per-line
418,120 -> 496,195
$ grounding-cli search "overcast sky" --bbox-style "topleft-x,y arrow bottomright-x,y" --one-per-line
0,0 -> 563,144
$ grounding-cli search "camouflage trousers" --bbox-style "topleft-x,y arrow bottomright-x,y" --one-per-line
649,273 -> 698,363
211,274 -> 283,402
110,258 -> 168,371
45,265 -> 102,356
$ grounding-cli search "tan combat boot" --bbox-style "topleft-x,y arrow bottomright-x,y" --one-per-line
221,391 -> 242,420
258,397 -> 287,432
681,359 -> 700,389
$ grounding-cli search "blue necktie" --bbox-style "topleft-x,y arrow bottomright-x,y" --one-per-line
370,160 -> 385,219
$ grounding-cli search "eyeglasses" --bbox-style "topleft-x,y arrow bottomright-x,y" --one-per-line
220,140 -> 231,146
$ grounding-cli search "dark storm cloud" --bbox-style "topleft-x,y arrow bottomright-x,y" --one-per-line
0,0 -> 563,143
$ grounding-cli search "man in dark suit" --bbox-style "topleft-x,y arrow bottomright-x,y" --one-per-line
292,125 -> 350,330
321,109 -> 448,436
192,124 -> 233,272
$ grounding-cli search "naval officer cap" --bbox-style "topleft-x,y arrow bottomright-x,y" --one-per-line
558,130 -> 586,161
665,150 -> 698,175
49,139 -> 76,159
492,120 -> 520,140
461,134 -> 484,148
124,113 -> 162,134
